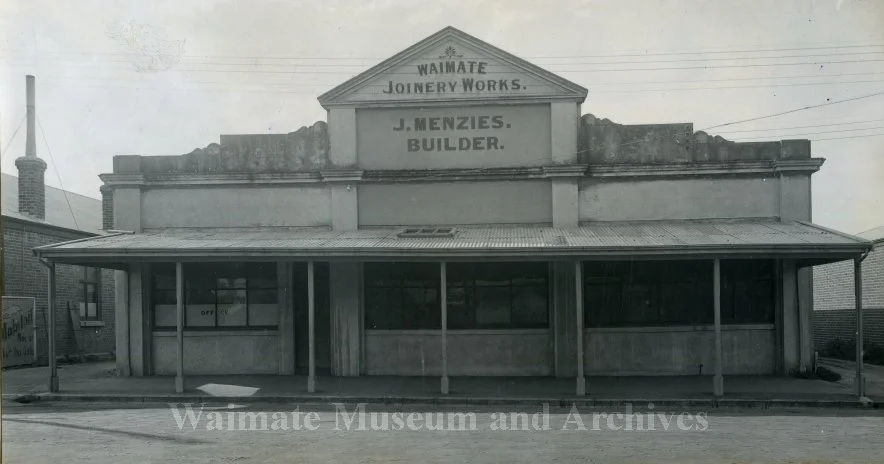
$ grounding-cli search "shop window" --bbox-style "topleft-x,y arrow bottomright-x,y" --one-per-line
721,260 -> 775,324
78,267 -> 101,320
364,262 -> 549,330
447,262 -> 549,330
584,259 -> 774,328
364,263 -> 440,330
152,263 -> 278,329
584,261 -> 713,327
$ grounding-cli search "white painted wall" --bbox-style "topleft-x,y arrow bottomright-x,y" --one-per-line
579,177 -> 779,221
141,186 -> 331,229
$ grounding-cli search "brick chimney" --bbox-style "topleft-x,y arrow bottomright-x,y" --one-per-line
100,184 -> 114,230
15,75 -> 47,219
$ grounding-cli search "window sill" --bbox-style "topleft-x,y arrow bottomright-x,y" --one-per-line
79,321 -> 105,328
366,328 -> 549,336
153,329 -> 278,337
586,324 -> 775,333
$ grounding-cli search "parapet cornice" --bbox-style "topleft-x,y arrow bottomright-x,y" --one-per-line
97,159 -> 825,189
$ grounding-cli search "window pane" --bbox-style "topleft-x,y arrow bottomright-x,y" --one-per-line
249,304 -> 277,326
86,283 -> 97,303
402,287 -> 439,329
659,281 -> 711,325
509,263 -> 548,286
217,289 -> 247,326
621,284 -> 656,325
248,289 -> 278,327
365,264 -> 402,286
447,286 -> 473,330
154,304 -> 176,327
512,286 -> 548,327
155,274 -> 176,290
187,288 -> 215,305
153,289 -> 176,305
475,286 -> 510,327
186,303 -> 215,327
217,277 -> 247,289
585,280 -> 621,328
248,263 -> 277,289
250,288 -> 277,304
446,263 -> 472,285
186,265 -> 216,290
584,261 -> 718,327
722,259 -> 775,324
365,287 -> 402,330
401,263 -> 439,287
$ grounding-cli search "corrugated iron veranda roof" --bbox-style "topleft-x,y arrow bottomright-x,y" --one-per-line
33,220 -> 871,264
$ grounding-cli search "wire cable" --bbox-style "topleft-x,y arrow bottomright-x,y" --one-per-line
36,115 -> 79,230
699,90 -> 884,131
0,115 -> 26,161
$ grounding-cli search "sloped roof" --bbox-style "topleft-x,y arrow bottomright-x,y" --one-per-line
1,172 -> 104,235
318,26 -> 588,107
34,220 -> 871,263
857,226 -> 884,243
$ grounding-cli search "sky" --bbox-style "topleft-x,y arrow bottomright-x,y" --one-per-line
1,0 -> 882,234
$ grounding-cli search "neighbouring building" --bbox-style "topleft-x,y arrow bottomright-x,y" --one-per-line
2,77 -> 115,365
34,28 -> 873,396
813,226 -> 884,351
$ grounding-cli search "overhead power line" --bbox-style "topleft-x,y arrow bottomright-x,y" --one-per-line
6,50 -> 884,67
813,132 -> 884,142
5,57 -> 884,74
36,115 -> 78,230
728,125 -> 884,140
699,90 -> 884,131
715,118 -> 884,134
33,70 -> 884,89
0,115 -> 26,161
3,42 -> 884,61
733,131 -> 884,143
588,79 -> 883,93
51,78 -> 884,96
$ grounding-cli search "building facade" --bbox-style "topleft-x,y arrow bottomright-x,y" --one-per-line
813,227 -> 884,350
35,28 -> 871,395
2,76 -> 116,364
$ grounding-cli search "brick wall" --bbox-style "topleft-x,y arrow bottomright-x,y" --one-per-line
13,157 -> 47,219
2,219 -> 115,363
812,248 -> 884,351
812,308 -> 884,351
813,247 -> 884,311
100,185 -> 113,230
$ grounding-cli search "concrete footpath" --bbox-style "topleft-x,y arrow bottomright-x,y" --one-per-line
2,360 -> 880,409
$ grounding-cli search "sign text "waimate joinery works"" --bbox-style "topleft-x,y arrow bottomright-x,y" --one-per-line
381,59 -> 525,95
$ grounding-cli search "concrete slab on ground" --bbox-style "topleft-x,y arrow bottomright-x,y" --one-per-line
2,361 -> 872,408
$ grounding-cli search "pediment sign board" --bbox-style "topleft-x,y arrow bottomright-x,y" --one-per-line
318,27 -> 588,107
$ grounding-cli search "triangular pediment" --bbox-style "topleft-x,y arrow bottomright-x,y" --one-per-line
318,27 -> 587,107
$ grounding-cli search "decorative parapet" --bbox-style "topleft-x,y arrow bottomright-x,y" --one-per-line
112,121 -> 329,174
578,113 -> 812,165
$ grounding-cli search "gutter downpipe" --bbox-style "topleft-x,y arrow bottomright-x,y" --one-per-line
37,256 -> 58,392
855,250 -> 871,399
34,230 -> 133,391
